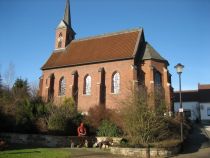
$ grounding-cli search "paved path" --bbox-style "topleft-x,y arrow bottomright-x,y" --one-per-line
173,124 -> 210,158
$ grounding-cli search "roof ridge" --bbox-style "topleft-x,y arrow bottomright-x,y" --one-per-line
72,27 -> 142,42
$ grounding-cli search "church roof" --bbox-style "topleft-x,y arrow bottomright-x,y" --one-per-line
142,42 -> 168,64
42,28 -> 143,70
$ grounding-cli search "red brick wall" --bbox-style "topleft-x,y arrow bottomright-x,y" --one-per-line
40,59 -> 172,112
55,28 -> 69,49
141,60 -> 172,110
40,59 -> 134,112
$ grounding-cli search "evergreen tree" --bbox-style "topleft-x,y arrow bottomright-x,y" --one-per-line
12,78 -> 30,98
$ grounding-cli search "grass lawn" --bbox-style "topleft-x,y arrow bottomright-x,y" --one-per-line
0,148 -> 71,158
0,148 -> 122,158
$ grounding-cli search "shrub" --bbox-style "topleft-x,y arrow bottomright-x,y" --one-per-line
85,105 -> 123,136
97,119 -> 122,137
30,96 -> 48,117
0,78 -> 84,135
149,139 -> 181,148
120,138 -> 130,147
85,105 -> 112,128
15,99 -> 36,133
47,97 -> 83,135
121,86 -> 179,146
34,117 -> 48,133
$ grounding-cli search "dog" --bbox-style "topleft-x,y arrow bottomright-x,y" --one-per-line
84,139 -> 89,148
97,139 -> 113,149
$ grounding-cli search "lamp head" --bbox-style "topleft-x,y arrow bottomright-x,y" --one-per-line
175,63 -> 184,74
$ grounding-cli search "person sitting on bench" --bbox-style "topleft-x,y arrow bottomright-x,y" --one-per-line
77,122 -> 87,147
77,122 -> 86,136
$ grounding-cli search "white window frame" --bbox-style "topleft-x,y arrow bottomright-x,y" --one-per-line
112,72 -> 120,94
59,77 -> 66,96
84,75 -> 91,95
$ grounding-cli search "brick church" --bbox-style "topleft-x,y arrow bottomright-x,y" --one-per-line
39,0 -> 173,113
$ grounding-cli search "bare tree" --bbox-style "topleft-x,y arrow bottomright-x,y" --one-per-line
0,64 -> 3,90
30,81 -> 39,99
4,62 -> 15,89
121,85 -> 173,146
0,74 -> 2,89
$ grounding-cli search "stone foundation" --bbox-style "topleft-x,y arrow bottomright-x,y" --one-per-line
0,133 -> 123,148
110,146 -> 181,158
0,133 -> 96,147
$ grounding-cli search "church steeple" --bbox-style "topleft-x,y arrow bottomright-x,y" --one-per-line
55,0 -> 76,50
64,0 -> 71,26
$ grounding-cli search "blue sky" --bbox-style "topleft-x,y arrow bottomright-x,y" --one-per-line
0,0 -> 209,90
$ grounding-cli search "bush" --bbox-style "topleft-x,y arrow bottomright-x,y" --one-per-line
149,139 -> 181,148
97,120 -> 122,137
0,77 -> 85,135
15,99 -> 35,132
121,86 -> 180,146
85,105 -> 112,128
120,138 -> 130,147
34,117 -> 48,133
85,105 -> 123,136
47,97 -> 83,135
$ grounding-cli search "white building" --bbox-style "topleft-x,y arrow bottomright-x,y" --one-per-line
174,84 -> 210,122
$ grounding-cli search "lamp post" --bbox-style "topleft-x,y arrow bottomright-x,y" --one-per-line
175,63 -> 184,142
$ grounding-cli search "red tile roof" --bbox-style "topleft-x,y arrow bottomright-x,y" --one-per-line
42,29 -> 142,70
198,84 -> 210,90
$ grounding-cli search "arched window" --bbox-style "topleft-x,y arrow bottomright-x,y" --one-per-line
57,33 -> 63,48
154,70 -> 162,86
58,41 -> 62,48
111,72 -> 120,94
84,75 -> 91,95
59,77 -> 66,96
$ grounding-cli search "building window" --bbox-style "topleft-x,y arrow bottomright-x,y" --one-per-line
58,41 -> 62,48
184,110 -> 191,118
57,33 -> 63,48
84,75 -> 91,95
207,108 -> 210,116
154,70 -> 162,86
112,72 -> 120,94
59,77 -> 66,96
